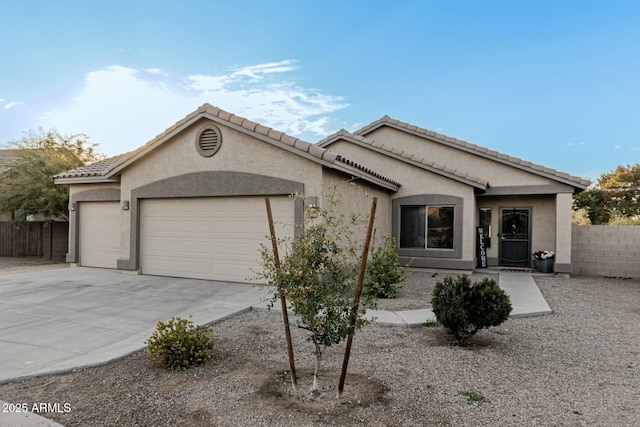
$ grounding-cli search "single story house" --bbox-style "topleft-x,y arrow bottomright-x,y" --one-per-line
54,104 -> 589,281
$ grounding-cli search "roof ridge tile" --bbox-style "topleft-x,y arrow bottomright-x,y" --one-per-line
230,115 -> 244,126
267,129 -> 284,141
254,124 -> 271,136
241,119 -> 258,132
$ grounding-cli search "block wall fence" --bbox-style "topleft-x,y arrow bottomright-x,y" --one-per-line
572,224 -> 640,279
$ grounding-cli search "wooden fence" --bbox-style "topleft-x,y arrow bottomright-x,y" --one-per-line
0,221 -> 43,256
0,221 -> 69,259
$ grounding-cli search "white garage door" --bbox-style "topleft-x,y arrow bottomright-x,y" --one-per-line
140,196 -> 294,282
79,201 -> 120,268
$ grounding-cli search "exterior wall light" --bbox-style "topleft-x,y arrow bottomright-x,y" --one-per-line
122,201 -> 130,210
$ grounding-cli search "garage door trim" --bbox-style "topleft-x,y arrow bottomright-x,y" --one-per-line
67,188 -> 120,263
118,171 -> 304,271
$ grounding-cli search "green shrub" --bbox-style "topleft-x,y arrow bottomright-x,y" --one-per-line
145,316 -> 215,370
364,235 -> 406,298
431,275 -> 512,345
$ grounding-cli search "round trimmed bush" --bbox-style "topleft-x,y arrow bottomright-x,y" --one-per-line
145,316 -> 215,370
431,275 -> 512,345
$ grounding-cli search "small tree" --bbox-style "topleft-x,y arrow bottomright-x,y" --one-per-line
258,187 -> 373,394
0,128 -> 104,222
431,275 -> 512,345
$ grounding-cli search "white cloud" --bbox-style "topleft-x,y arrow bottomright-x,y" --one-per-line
3,100 -> 25,110
39,61 -> 348,156
565,141 -> 586,147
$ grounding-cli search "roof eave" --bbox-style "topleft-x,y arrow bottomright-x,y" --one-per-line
358,121 -> 590,189
54,176 -> 121,185
104,108 -> 399,192
328,134 -> 487,190
330,163 -> 400,192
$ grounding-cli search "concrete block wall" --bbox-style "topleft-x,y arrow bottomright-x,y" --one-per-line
572,224 -> 640,278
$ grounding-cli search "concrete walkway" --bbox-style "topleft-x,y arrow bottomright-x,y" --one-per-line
0,267 -> 551,427
367,271 -> 552,326
256,271 -> 553,326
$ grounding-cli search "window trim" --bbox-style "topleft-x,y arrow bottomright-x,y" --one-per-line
393,194 -> 463,259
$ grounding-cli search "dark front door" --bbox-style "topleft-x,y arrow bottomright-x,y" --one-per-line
499,208 -> 531,267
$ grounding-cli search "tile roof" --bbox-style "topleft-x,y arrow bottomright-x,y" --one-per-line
53,153 -> 130,180
318,130 -> 488,189
54,104 -> 400,191
350,116 -> 590,189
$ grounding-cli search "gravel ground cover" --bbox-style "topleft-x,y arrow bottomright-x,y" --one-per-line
0,266 -> 638,426
0,256 -> 68,276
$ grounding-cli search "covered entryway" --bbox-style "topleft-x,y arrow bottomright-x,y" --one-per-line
78,201 -> 120,268
499,207 -> 531,267
139,196 -> 294,282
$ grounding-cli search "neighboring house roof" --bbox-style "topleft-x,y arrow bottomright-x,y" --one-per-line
319,115 -> 590,190
54,104 -> 400,191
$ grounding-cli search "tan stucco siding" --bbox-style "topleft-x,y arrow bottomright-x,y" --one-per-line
477,195 -> 557,264
117,119 -> 324,260
326,140 -> 477,264
325,140 -> 473,198
120,121 -> 323,195
555,192 -> 573,267
363,127 -> 554,187
69,182 -> 121,198
321,168 -> 392,239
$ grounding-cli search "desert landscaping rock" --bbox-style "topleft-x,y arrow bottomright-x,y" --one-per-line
0,267 -> 638,426
0,256 -> 68,276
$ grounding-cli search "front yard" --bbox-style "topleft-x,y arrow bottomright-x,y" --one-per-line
0,271 -> 638,426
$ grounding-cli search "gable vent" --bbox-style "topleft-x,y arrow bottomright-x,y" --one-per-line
196,126 -> 222,157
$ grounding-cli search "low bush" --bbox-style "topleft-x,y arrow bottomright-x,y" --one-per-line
145,316 -> 215,370
364,235 -> 406,299
430,275 -> 512,345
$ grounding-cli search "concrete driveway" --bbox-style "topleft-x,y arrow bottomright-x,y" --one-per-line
0,267 -> 270,383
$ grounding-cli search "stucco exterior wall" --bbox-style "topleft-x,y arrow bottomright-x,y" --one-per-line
476,194 -> 557,267
364,127 -> 554,187
321,168 -> 392,239
555,192 -> 574,271
116,119 -> 324,262
69,182 -> 121,198
326,139 -> 477,267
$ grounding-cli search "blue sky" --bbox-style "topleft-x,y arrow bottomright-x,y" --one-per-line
1,1 -> 639,182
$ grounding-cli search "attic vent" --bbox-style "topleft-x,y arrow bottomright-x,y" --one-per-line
196,126 -> 222,157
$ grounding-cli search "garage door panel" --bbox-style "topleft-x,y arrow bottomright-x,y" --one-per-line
140,197 -> 294,282
79,202 -> 120,269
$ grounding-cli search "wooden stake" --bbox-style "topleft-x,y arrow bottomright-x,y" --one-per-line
265,197 -> 298,390
337,197 -> 377,397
